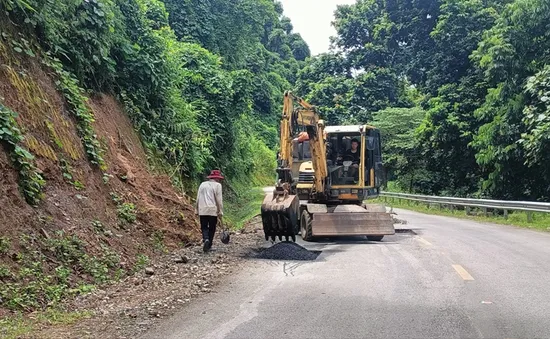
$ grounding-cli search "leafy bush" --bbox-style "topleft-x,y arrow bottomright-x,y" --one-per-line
0,237 -> 11,254
133,254 -> 149,273
117,202 -> 137,225
0,104 -> 45,205
0,231 -> 126,311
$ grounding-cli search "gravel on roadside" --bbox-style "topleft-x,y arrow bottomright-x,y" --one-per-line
26,218 -> 266,339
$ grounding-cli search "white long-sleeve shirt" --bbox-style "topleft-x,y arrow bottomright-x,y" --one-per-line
195,180 -> 223,216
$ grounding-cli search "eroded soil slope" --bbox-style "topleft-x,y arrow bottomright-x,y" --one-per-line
0,40 -> 200,315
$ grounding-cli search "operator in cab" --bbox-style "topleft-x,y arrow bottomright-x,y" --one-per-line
344,138 -> 360,181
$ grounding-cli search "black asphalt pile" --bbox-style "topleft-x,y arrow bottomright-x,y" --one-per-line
253,242 -> 321,261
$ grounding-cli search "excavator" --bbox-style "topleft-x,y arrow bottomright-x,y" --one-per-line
260,91 -> 395,242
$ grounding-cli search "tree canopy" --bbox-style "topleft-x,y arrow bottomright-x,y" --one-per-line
2,0 -> 310,190
297,0 -> 550,200
3,0 -> 550,201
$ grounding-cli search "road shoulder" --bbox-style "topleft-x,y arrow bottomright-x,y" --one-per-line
19,219 -> 266,339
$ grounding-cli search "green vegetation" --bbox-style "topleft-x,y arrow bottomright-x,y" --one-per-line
376,197 -> 550,232
0,104 -> 45,205
46,57 -> 106,170
1,0 -> 297,199
133,253 -> 149,273
151,230 -> 166,253
0,309 -> 92,339
110,192 -> 137,226
298,0 -> 550,202
0,264 -> 12,278
91,220 -> 107,235
0,236 -> 11,254
60,158 -> 86,190
0,231 -> 122,311
117,202 -> 137,225
225,187 -> 266,230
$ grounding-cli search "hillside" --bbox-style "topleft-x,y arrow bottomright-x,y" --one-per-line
0,0 -> 308,316
0,39 -> 200,313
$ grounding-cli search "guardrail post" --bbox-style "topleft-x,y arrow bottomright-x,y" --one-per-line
527,211 -> 533,223
465,206 -> 470,215
504,209 -> 508,220
450,204 -> 454,213
483,207 -> 488,217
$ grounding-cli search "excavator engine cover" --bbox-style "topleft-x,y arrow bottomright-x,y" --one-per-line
261,193 -> 299,242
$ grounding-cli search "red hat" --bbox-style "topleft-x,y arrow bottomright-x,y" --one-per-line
207,169 -> 224,180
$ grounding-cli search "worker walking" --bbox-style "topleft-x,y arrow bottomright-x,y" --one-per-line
195,169 -> 224,252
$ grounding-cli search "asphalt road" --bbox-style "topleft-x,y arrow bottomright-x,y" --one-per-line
142,209 -> 550,339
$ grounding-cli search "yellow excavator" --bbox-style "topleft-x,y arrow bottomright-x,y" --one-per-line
261,91 -> 395,242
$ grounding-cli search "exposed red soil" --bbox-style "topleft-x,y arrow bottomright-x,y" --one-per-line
89,93 -> 200,247
0,39 -> 201,315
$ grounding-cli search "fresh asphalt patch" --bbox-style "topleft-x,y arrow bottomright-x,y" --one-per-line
249,241 -> 322,261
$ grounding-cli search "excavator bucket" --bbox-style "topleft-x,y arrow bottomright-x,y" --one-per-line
261,193 -> 300,242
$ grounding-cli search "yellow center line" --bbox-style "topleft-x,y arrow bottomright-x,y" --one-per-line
453,264 -> 475,281
416,237 -> 432,246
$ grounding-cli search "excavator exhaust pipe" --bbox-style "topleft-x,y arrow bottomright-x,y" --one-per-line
261,193 -> 299,242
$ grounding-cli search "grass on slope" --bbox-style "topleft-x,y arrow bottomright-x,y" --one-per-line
373,198 -> 550,232
224,186 -> 264,230
0,309 -> 92,339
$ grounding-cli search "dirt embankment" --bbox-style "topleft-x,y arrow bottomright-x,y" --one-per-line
0,39 -> 200,316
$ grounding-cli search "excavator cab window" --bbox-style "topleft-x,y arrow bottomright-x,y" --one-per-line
302,141 -> 311,159
365,129 -> 384,188
327,134 -> 361,185
367,135 -> 376,151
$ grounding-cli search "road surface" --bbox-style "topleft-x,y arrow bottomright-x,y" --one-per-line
142,209 -> 550,339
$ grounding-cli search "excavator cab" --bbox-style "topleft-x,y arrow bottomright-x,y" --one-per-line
292,139 -> 314,200
296,125 -> 385,202
324,125 -> 385,201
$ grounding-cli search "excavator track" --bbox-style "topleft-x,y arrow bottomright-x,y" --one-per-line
261,193 -> 299,242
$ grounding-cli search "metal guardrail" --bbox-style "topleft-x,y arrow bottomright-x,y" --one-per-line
380,192 -> 550,221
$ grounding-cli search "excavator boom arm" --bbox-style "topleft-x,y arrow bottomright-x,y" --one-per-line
279,92 -> 293,168
280,91 -> 327,194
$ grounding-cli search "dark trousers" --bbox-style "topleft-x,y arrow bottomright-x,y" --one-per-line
200,216 -> 217,243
